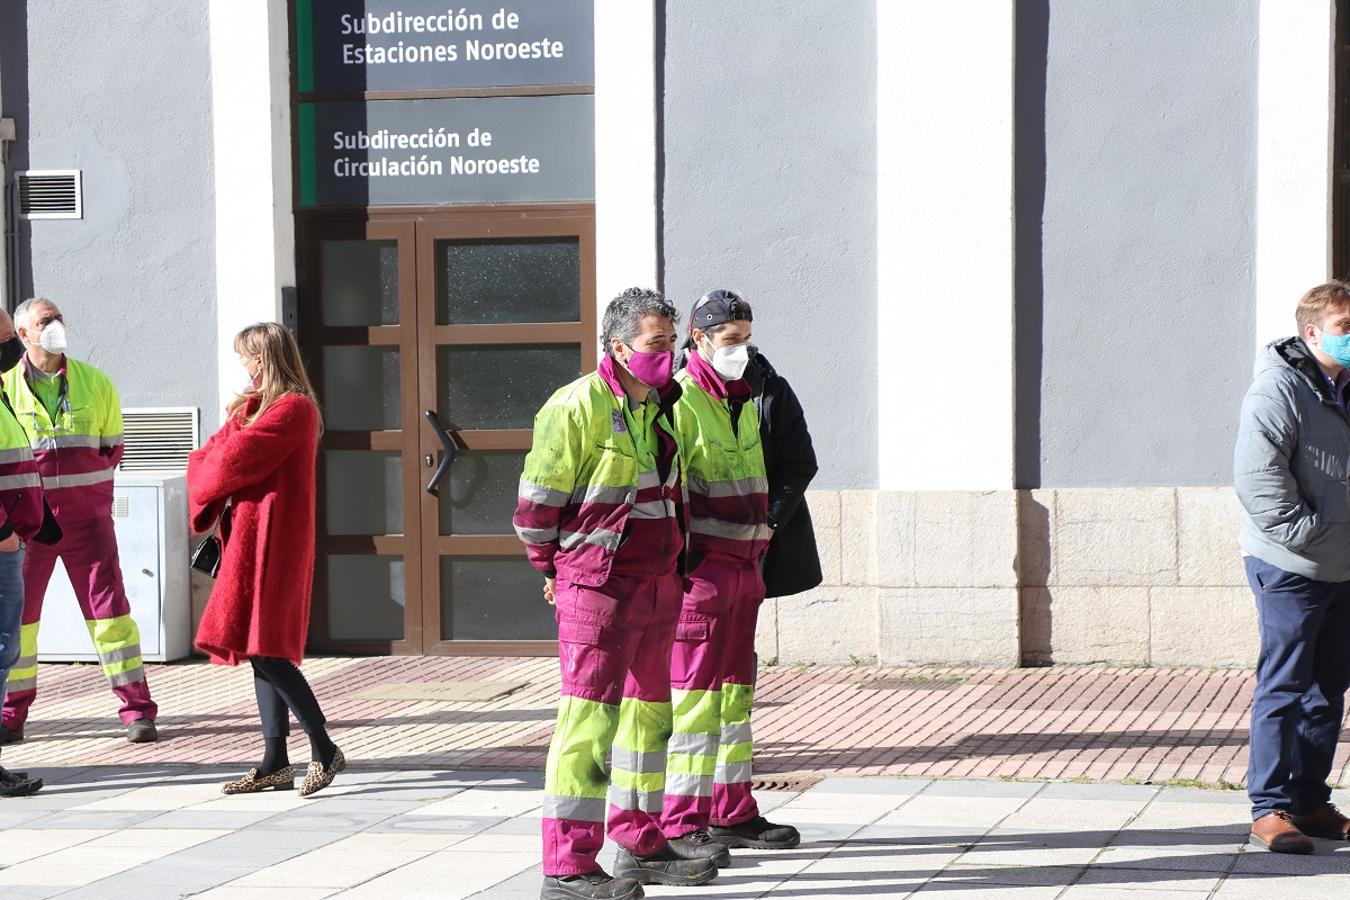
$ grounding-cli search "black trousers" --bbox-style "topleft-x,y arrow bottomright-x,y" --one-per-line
250,656 -> 326,739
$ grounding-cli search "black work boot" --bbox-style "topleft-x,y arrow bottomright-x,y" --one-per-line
0,766 -> 41,797
709,815 -> 801,850
540,870 -> 643,900
0,724 -> 22,746
613,843 -> 718,886
668,830 -> 732,867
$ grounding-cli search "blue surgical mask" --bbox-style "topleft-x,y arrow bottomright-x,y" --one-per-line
1320,330 -> 1350,367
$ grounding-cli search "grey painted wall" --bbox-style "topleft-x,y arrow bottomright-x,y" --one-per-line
660,0 -> 878,490
1023,0 -> 1258,487
3,1 -> 218,432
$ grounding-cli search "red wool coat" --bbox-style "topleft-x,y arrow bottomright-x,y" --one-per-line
187,394 -> 319,666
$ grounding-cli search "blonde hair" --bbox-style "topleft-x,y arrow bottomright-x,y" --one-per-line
1296,281 -> 1350,337
228,322 -> 323,434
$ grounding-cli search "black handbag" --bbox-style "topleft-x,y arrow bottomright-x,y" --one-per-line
190,535 -> 221,578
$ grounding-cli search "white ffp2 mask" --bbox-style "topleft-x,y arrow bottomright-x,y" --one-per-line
710,343 -> 750,381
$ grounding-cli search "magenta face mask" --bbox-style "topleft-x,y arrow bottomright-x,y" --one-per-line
622,347 -> 674,388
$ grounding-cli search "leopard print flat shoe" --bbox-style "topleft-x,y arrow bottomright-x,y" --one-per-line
299,749 -> 346,797
221,766 -> 294,794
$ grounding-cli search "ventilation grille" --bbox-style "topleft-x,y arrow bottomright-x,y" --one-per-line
17,170 -> 82,219
119,408 -> 198,473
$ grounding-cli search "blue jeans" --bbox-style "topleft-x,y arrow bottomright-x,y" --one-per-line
0,549 -> 24,708
1245,555 -> 1350,819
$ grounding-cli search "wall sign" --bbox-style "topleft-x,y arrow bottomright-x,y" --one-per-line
297,0 -> 595,93
298,95 -> 595,207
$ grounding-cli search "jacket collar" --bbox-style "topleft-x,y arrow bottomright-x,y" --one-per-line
686,345 -> 750,401
1273,337 -> 1339,405
598,353 -> 683,416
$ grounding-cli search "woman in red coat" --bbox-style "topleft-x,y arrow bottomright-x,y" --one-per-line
187,322 -> 344,797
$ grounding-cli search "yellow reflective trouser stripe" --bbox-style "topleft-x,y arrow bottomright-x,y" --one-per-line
715,682 -> 755,784
85,616 -> 145,684
544,694 -> 617,819
668,687 -> 720,797
608,696 -> 672,812
6,622 -> 40,692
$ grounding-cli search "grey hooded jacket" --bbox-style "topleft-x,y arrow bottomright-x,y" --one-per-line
1235,337 -> 1350,581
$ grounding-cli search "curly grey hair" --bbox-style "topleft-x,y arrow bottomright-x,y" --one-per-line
601,287 -> 679,353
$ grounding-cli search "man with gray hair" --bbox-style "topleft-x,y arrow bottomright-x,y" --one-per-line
515,288 -> 722,899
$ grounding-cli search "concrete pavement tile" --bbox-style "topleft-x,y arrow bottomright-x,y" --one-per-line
1214,873 -> 1350,898
406,788 -> 543,818
878,795 -> 1027,828
132,809 -> 282,829
0,887 -> 68,900
999,798 -> 1148,831
479,814 -> 544,836
814,776 -> 933,795
187,791 -> 311,813
0,809 -> 52,828
0,843 -> 177,887
5,787 -> 142,811
473,770 -> 546,790
230,844 -> 426,888
451,831 -> 539,854
1154,787 -> 1250,805
1231,843 -> 1350,875
752,789 -> 800,815
363,813 -> 507,834
1073,866 -> 1223,893
464,865 -> 543,900
191,888 -> 342,900
1037,782 -> 1161,802
956,827 -> 1108,868
23,809 -> 160,829
253,807 -> 403,832
198,828 -> 349,853
1060,887 -> 1215,899
1122,803 -> 1251,835
1094,831 -> 1248,872
920,779 -> 1046,799
71,782 -> 226,810
847,824 -> 989,855
84,826 -> 229,848
932,863 -> 1085,887
337,848 -> 538,898
325,831 -> 468,852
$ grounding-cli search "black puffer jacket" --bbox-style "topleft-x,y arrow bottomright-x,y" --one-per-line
745,348 -> 822,598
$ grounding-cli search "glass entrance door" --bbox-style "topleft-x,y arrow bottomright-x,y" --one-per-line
300,207 -> 595,654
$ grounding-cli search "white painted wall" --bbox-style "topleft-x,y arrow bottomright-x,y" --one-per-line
876,3 -> 1016,490
207,0 -> 295,419
1254,0 -> 1335,350
593,0 -> 657,323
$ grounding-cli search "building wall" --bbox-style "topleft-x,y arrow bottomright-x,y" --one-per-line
4,0 -> 218,430
1024,0 -> 1259,488
660,0 -> 878,491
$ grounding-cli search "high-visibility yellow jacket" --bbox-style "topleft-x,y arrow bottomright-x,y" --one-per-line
4,357 -> 124,522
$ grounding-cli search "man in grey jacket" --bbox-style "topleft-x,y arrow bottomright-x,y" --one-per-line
1235,280 -> 1350,853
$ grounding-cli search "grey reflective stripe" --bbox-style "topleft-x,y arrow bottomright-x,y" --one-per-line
99,644 -> 143,666
628,500 -> 673,521
514,525 -> 560,544
38,434 -> 100,450
100,433 -> 124,448
636,469 -> 661,490
12,655 -> 36,671
0,448 -> 34,465
518,480 -> 569,507
608,784 -> 664,813
611,747 -> 667,775
4,677 -> 34,693
571,483 -> 632,506
667,732 -> 719,758
666,772 -> 713,798
43,470 -> 114,490
558,528 -> 624,552
690,518 -> 762,541
688,475 -> 768,498
542,794 -> 606,822
108,668 -> 146,688
0,473 -> 40,491
715,760 -> 753,785
720,721 -> 753,746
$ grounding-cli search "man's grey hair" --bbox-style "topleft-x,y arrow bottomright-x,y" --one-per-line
13,297 -> 57,330
601,287 -> 678,352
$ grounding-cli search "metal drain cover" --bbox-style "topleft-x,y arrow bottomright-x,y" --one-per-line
751,774 -> 825,792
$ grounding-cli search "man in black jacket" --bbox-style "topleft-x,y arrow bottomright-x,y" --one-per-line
744,346 -> 822,600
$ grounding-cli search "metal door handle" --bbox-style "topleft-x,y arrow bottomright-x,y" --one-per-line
424,410 -> 457,496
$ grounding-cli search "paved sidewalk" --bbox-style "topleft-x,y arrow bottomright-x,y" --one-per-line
0,769 -> 1345,899
0,658 -> 1332,788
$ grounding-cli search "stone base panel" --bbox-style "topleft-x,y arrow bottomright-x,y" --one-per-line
760,488 -> 1255,668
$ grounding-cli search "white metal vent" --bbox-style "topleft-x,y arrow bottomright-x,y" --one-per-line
119,407 -> 198,473
17,170 -> 82,219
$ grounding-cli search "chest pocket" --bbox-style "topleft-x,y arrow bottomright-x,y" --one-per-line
66,403 -> 98,436
589,440 -> 638,497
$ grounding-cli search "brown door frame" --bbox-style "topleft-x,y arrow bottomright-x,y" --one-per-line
297,203 -> 595,656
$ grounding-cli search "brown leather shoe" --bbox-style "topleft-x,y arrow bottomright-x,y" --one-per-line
1292,803 -> 1350,841
1251,810 -> 1315,853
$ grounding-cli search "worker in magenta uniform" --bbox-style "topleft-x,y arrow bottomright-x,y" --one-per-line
662,290 -> 799,853
0,309 -> 62,796
0,298 -> 158,746
515,288 -> 722,900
